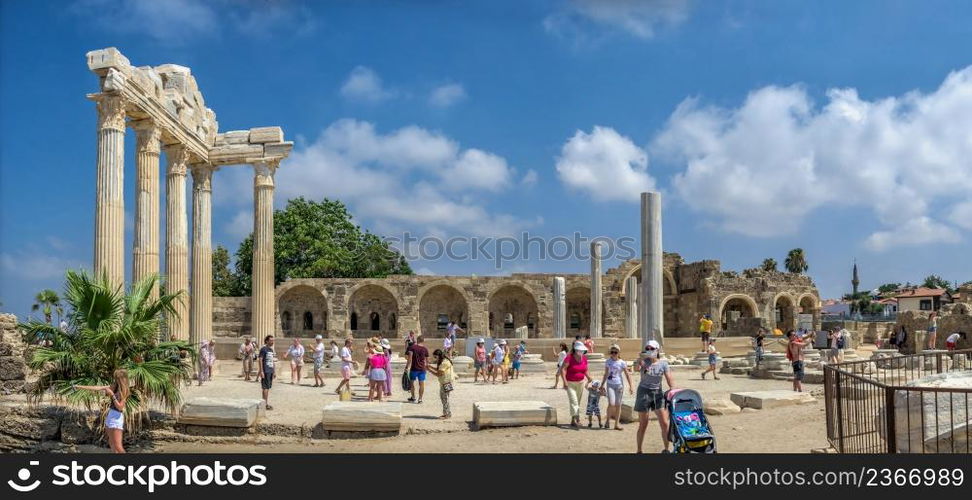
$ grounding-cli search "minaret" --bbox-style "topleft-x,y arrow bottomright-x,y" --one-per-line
852,260 -> 860,296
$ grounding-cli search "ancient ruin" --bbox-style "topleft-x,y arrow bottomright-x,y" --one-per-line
85,48 -> 293,346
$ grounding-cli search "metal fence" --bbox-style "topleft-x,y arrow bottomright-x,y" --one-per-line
823,348 -> 971,453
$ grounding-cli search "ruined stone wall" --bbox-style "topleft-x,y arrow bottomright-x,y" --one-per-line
0,313 -> 28,395
896,307 -> 972,352
211,254 -> 820,341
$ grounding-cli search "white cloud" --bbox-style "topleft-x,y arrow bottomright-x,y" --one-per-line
545,0 -> 692,41
521,169 -> 539,187
429,83 -> 467,108
949,201 -> 972,231
415,267 -> 437,275
217,119 -> 534,238
652,67 -> 972,249
226,209 -> 254,240
71,0 -> 313,43
340,66 -> 396,103
1,252 -> 85,281
555,126 -> 656,202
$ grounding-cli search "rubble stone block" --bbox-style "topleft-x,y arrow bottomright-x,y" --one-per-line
473,401 -> 557,428
703,399 -> 741,416
249,126 -> 284,144
177,397 -> 263,427
322,401 -> 401,433
729,390 -> 815,410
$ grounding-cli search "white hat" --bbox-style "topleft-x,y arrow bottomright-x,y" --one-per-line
573,341 -> 587,352
643,340 -> 660,352
499,339 -> 507,345
380,339 -> 391,349
477,338 -> 485,344
315,334 -> 323,340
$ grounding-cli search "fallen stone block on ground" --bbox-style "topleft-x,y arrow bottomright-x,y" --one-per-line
703,399 -> 741,415
177,397 -> 264,427
321,401 -> 402,434
473,401 -> 557,428
729,390 -> 815,410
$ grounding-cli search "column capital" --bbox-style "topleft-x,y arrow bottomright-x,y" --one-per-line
94,93 -> 126,131
190,163 -> 215,191
164,144 -> 190,176
253,160 -> 279,189
132,119 -> 162,155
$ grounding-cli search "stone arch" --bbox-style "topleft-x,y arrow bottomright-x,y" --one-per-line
619,266 -> 678,335
347,283 -> 400,338
773,293 -> 797,331
718,294 -> 759,333
566,286 -> 593,336
417,282 -> 470,338
302,311 -> 313,330
798,294 -> 819,313
277,284 -> 329,336
487,284 -> 539,338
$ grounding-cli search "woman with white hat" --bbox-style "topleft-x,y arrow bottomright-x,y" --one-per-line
473,338 -> 488,383
600,343 -> 633,430
310,335 -> 327,387
558,341 -> 592,428
490,339 -> 508,384
380,338 -> 393,397
635,340 -> 675,453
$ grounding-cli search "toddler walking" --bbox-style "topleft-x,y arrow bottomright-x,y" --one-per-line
585,379 -> 603,428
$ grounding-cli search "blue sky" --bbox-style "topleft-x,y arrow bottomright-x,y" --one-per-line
2,0 -> 971,319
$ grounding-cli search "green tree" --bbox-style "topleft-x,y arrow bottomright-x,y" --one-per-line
922,275 -> 952,292
32,289 -> 63,324
761,258 -> 778,272
212,245 -> 240,297
784,248 -> 809,274
19,271 -> 194,430
877,283 -> 902,295
232,198 -> 412,295
842,291 -> 872,315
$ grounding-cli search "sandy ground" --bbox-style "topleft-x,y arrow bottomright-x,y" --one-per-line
151,362 -> 830,453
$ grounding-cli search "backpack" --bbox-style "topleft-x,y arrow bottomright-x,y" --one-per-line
401,369 -> 412,391
836,336 -> 845,349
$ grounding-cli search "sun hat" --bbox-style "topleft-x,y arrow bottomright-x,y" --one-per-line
609,343 -> 621,352
380,339 -> 391,349
643,340 -> 660,352
477,338 -> 485,344
573,341 -> 588,352
315,334 -> 323,340
498,339 -> 507,345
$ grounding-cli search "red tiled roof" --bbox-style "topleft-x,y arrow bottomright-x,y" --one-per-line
894,287 -> 949,298
877,297 -> 898,304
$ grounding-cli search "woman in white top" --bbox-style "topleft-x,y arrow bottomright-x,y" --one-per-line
197,340 -> 214,386
311,335 -> 327,387
239,337 -> 256,381
284,338 -> 305,385
600,344 -> 633,430
550,343 -> 569,389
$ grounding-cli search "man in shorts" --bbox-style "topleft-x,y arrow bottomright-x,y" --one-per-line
945,332 -> 967,351
787,330 -> 813,392
635,340 -> 674,454
699,314 -> 713,351
405,335 -> 429,403
258,335 -> 276,410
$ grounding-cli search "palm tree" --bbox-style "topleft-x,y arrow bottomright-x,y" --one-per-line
784,248 -> 809,274
19,270 -> 194,430
761,258 -> 778,272
32,289 -> 63,324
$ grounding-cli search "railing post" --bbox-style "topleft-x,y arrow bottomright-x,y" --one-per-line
835,370 -> 845,453
885,387 -> 897,453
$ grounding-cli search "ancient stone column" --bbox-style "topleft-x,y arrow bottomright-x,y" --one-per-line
552,277 -> 566,339
93,94 -> 126,288
626,276 -> 639,339
252,161 -> 278,340
131,120 -> 161,298
590,241 -> 603,338
164,145 -> 190,340
190,164 -> 214,347
640,192 -> 664,345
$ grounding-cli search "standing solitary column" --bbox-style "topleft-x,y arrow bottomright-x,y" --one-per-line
626,276 -> 639,339
553,277 -> 566,339
190,165 -> 214,347
590,241 -> 603,338
640,192 -> 664,345
92,93 -> 126,288
132,120 -> 161,298
165,145 -> 190,341
252,161 -> 278,340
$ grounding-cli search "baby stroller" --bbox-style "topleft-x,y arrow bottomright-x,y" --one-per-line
666,389 -> 717,453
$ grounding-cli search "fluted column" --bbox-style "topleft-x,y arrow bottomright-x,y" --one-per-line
165,145 -> 190,341
590,241 -> 603,338
640,192 -> 664,345
626,276 -> 639,339
132,120 -> 161,298
552,277 -> 566,339
190,164 -> 214,347
93,94 -> 126,288
252,161 -> 278,340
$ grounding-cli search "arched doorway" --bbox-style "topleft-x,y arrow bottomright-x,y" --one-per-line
348,284 -> 399,338
719,295 -> 757,333
277,284 -> 328,336
774,295 -> 795,331
620,267 -> 678,335
418,284 -> 469,338
566,286 -> 591,336
488,285 -> 539,337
